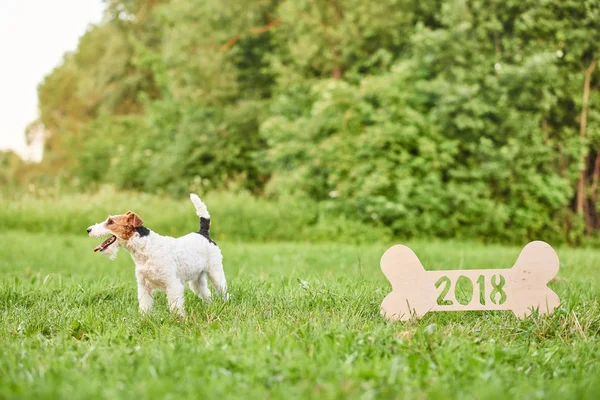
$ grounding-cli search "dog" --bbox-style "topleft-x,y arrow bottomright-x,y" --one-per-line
87,194 -> 228,317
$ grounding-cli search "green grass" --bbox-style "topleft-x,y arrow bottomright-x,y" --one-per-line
1,230 -> 599,399
0,187 -> 392,243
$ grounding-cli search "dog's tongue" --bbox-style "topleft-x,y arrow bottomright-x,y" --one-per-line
93,245 -> 102,252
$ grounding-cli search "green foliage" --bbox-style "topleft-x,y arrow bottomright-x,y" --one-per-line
28,0 -> 600,243
260,63 -> 575,242
260,0 -> 599,243
0,151 -> 25,187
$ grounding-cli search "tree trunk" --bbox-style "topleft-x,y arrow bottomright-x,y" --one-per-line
591,149 -> 600,212
330,1 -> 344,79
583,174 -> 593,235
576,60 -> 597,223
332,52 -> 342,79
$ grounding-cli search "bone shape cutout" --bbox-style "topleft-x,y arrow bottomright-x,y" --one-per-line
380,241 -> 560,321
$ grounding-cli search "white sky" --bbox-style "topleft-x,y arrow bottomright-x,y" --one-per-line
0,0 -> 104,160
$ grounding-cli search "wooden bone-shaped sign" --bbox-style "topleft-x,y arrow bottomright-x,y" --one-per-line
380,241 -> 560,321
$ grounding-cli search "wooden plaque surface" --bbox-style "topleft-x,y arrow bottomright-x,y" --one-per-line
380,241 -> 560,321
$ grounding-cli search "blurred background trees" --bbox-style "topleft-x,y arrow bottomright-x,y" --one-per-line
18,0 -> 600,243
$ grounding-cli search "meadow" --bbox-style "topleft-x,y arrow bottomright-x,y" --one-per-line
1,192 -> 600,399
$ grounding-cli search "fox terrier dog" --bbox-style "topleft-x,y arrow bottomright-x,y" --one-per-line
87,194 -> 228,317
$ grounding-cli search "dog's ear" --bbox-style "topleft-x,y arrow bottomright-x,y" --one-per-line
126,211 -> 133,215
128,212 -> 144,227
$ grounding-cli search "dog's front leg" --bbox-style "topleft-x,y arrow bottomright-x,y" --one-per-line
137,283 -> 153,314
166,281 -> 185,317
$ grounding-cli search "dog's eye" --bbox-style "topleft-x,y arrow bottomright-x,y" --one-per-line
107,219 -> 114,225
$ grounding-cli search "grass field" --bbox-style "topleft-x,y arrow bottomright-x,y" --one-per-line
1,229 -> 600,399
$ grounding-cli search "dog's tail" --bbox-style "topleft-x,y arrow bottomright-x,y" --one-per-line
190,193 -> 215,244
190,193 -> 210,219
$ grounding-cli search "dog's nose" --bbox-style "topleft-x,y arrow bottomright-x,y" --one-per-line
87,228 -> 92,234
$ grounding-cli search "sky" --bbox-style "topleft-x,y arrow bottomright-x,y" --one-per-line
0,0 -> 104,161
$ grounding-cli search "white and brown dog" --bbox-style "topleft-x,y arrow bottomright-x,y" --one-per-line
87,194 -> 228,317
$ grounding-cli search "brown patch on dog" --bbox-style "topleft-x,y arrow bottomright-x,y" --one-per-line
105,212 -> 144,240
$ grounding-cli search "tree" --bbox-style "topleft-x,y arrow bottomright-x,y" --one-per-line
33,0 -> 600,243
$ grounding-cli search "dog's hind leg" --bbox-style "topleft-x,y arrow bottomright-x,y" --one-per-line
189,272 -> 212,302
208,266 -> 228,300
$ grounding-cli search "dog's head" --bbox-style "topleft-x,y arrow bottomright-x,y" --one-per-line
87,211 -> 144,258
